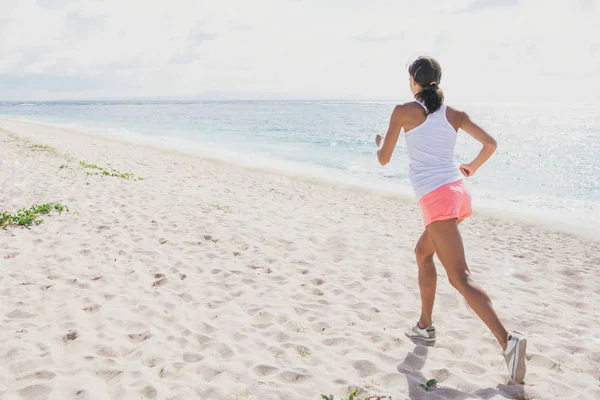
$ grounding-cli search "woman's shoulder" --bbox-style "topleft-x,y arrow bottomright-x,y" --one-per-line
445,104 -> 467,116
392,102 -> 428,130
393,101 -> 427,116
399,100 -> 426,110
444,105 -> 466,131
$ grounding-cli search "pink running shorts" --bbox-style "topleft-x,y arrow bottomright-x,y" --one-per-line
419,180 -> 472,227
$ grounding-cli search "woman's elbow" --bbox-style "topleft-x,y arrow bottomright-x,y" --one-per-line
378,156 -> 390,166
486,138 -> 497,152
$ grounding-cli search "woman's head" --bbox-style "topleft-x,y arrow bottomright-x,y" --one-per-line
408,56 -> 444,114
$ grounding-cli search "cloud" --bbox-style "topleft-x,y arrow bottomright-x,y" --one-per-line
65,11 -> 108,37
187,22 -> 218,44
0,0 -> 598,102
232,24 -> 253,31
457,0 -> 519,13
35,0 -> 73,10
351,33 -> 405,43
169,23 -> 218,65
577,0 -> 596,11
169,52 -> 199,65
0,73 -> 115,92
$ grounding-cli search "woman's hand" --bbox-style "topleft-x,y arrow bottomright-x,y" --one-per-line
375,134 -> 384,148
459,163 -> 477,177
458,111 -> 497,175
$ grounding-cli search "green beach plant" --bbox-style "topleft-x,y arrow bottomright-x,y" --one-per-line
77,160 -> 143,181
0,203 -> 68,228
213,203 -> 232,213
421,379 -> 438,391
29,143 -> 61,157
321,387 -> 393,400
1,128 -> 72,160
297,346 -> 311,358
320,389 -> 359,400
321,394 -> 392,400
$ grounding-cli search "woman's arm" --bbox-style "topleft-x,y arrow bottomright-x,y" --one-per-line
376,105 -> 404,166
458,111 -> 497,177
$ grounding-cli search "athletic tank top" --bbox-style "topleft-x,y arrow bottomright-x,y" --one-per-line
404,103 -> 463,199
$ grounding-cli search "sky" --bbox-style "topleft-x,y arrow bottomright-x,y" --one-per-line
0,0 -> 598,102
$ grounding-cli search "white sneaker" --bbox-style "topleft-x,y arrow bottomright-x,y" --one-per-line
503,331 -> 527,384
404,323 -> 436,342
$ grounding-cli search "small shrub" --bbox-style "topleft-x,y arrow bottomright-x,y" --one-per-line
80,161 -> 102,170
297,347 -> 311,358
79,160 -> 142,181
419,379 -> 438,392
0,203 -> 68,228
213,203 -> 231,213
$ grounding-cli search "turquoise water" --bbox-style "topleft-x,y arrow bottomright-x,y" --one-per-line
1,100 -> 599,230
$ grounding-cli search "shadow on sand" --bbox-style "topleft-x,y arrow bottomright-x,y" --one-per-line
397,342 -> 527,400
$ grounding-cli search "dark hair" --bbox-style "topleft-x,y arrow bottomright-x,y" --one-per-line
408,56 -> 444,114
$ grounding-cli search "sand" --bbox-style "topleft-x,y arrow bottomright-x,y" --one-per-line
1,118 -> 599,400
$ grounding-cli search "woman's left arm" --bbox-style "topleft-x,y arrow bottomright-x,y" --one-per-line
376,105 -> 404,166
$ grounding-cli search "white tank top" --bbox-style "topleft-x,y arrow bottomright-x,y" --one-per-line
404,103 -> 463,199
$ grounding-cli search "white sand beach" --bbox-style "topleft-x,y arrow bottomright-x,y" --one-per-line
1,119 -> 599,400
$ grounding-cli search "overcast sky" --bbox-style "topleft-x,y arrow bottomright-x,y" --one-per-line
0,0 -> 598,101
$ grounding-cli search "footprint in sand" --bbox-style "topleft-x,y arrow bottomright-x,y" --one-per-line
152,277 -> 168,287
83,304 -> 101,313
7,309 -> 36,319
353,359 -> 378,378
214,343 -> 234,359
63,330 -> 79,344
17,371 -> 57,381
128,332 -> 152,343
252,364 -> 279,376
139,385 -> 157,399
183,353 -> 203,363
3,251 -> 19,259
204,234 -> 219,243
277,371 -> 311,383
196,334 -> 213,346
96,370 -> 123,382
96,346 -> 118,358
19,384 -> 51,400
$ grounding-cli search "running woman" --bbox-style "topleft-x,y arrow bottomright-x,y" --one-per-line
375,56 -> 526,384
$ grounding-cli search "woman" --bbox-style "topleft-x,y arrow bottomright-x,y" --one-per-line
375,56 -> 526,384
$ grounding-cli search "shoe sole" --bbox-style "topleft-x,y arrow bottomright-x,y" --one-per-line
405,333 -> 436,342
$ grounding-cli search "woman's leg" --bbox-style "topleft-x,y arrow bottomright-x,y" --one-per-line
414,230 -> 436,328
414,220 -> 464,328
426,218 -> 508,350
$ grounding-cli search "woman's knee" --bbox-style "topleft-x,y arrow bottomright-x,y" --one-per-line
447,270 -> 471,292
414,244 -> 434,264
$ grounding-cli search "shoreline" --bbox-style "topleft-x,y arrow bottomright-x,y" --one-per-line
2,116 -> 598,240
2,118 -> 600,399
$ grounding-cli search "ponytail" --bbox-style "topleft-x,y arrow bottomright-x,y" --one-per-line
408,56 -> 444,114
414,83 -> 444,115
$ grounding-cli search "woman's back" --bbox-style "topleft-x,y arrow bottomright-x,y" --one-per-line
404,102 -> 463,199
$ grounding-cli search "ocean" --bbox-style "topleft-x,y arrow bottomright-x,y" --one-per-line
1,100 -> 599,232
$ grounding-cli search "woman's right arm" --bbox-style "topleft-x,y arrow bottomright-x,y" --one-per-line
376,105 -> 404,166
458,112 -> 497,177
